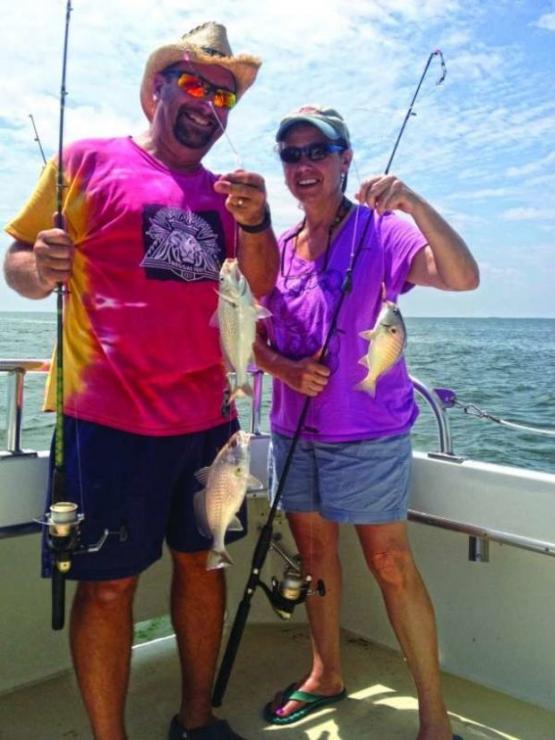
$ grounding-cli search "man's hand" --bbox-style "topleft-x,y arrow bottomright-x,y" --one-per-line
33,227 -> 75,291
214,169 -> 267,226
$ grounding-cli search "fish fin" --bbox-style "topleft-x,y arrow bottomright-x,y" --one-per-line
247,474 -> 264,491
209,310 -> 219,328
193,490 -> 212,538
194,467 -> 211,485
358,355 -> 370,368
217,292 -> 237,308
227,515 -> 244,532
354,376 -> 377,396
359,329 -> 377,341
255,304 -> 272,320
206,549 -> 233,570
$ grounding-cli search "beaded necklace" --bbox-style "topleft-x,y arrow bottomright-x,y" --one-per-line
280,196 -> 353,282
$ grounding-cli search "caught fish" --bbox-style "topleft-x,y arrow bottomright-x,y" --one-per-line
193,430 -> 263,570
355,301 -> 407,395
211,258 -> 271,402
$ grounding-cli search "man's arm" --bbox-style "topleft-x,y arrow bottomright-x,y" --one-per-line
356,175 -> 480,291
214,170 -> 279,296
236,227 -> 279,297
4,229 -> 75,299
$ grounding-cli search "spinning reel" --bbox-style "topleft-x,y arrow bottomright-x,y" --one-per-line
259,533 -> 325,620
38,502 -> 127,629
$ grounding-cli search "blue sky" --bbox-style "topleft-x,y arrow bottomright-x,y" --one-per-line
1,0 -> 554,317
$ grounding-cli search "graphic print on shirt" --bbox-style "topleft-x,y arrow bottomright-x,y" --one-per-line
141,206 -> 225,282
273,262 -> 344,375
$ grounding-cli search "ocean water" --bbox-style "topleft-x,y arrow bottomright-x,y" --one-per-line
0,312 -> 553,474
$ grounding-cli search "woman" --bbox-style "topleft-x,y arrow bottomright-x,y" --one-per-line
255,104 -> 478,739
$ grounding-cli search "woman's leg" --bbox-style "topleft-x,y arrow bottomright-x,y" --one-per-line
356,521 -> 452,740
269,511 -> 345,718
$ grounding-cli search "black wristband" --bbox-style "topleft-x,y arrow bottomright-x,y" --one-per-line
237,205 -> 271,234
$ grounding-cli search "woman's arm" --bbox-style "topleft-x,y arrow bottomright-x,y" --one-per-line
357,175 -> 479,291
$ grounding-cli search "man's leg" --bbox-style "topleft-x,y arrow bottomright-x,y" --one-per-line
170,548 -> 226,730
70,575 -> 139,740
356,522 -> 452,740
268,512 -> 344,719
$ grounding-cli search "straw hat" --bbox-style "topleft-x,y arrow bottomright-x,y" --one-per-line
140,21 -> 262,120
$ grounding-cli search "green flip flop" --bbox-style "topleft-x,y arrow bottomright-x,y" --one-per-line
263,685 -> 347,725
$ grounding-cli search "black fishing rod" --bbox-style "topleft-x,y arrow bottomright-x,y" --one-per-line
28,114 -> 47,167
47,0 -> 75,632
212,49 -> 447,707
384,49 -> 446,174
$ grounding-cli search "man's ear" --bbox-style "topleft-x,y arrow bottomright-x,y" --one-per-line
152,73 -> 165,99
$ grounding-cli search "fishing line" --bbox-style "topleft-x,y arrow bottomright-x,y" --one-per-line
51,0 -> 73,504
183,47 -> 243,260
208,100 -> 243,170
207,100 -> 243,262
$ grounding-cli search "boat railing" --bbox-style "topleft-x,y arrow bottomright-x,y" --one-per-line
1,360 -> 554,560
0,359 -> 48,457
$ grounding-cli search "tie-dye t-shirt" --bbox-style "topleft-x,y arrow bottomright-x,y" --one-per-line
263,205 -> 427,442
6,137 -> 236,435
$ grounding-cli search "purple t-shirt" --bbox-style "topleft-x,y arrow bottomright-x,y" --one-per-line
263,205 -> 427,442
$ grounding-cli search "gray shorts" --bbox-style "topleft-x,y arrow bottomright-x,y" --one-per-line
270,431 -> 412,524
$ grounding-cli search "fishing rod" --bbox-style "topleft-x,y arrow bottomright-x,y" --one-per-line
212,48 -> 448,706
384,49 -> 446,174
43,0 -> 75,632
28,114 -> 47,167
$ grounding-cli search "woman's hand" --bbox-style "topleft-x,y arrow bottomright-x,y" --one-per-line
356,174 -> 423,216
281,354 -> 331,396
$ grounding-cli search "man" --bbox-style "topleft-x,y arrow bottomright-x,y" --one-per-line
3,21 -> 278,740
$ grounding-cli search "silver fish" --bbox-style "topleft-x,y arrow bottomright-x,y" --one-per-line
193,430 -> 262,570
355,301 -> 407,395
211,258 -> 271,402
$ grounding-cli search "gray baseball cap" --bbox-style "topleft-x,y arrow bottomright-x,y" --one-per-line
275,104 -> 351,147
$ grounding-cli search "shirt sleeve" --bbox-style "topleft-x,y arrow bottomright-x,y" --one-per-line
4,159 -> 58,244
379,211 -> 428,300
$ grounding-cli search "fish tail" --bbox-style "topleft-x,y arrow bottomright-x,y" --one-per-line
206,548 -> 233,571
229,381 -> 253,403
354,375 -> 377,396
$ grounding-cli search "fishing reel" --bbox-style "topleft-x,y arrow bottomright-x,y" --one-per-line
45,502 -> 83,574
38,501 -> 127,630
259,533 -> 325,620
40,501 -> 127,568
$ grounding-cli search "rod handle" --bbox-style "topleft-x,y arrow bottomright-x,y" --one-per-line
51,564 -> 66,630
212,598 -> 252,706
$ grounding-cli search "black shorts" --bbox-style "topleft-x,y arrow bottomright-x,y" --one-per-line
41,417 -> 246,581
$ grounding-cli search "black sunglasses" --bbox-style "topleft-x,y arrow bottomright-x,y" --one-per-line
278,142 -> 346,164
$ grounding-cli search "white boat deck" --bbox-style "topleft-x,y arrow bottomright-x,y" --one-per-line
1,623 -> 553,740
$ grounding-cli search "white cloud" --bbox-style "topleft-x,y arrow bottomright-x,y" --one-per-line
1,0 -> 554,316
535,12 -> 555,31
502,208 -> 555,221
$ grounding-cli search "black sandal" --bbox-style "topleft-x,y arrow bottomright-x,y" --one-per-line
168,716 -> 246,740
